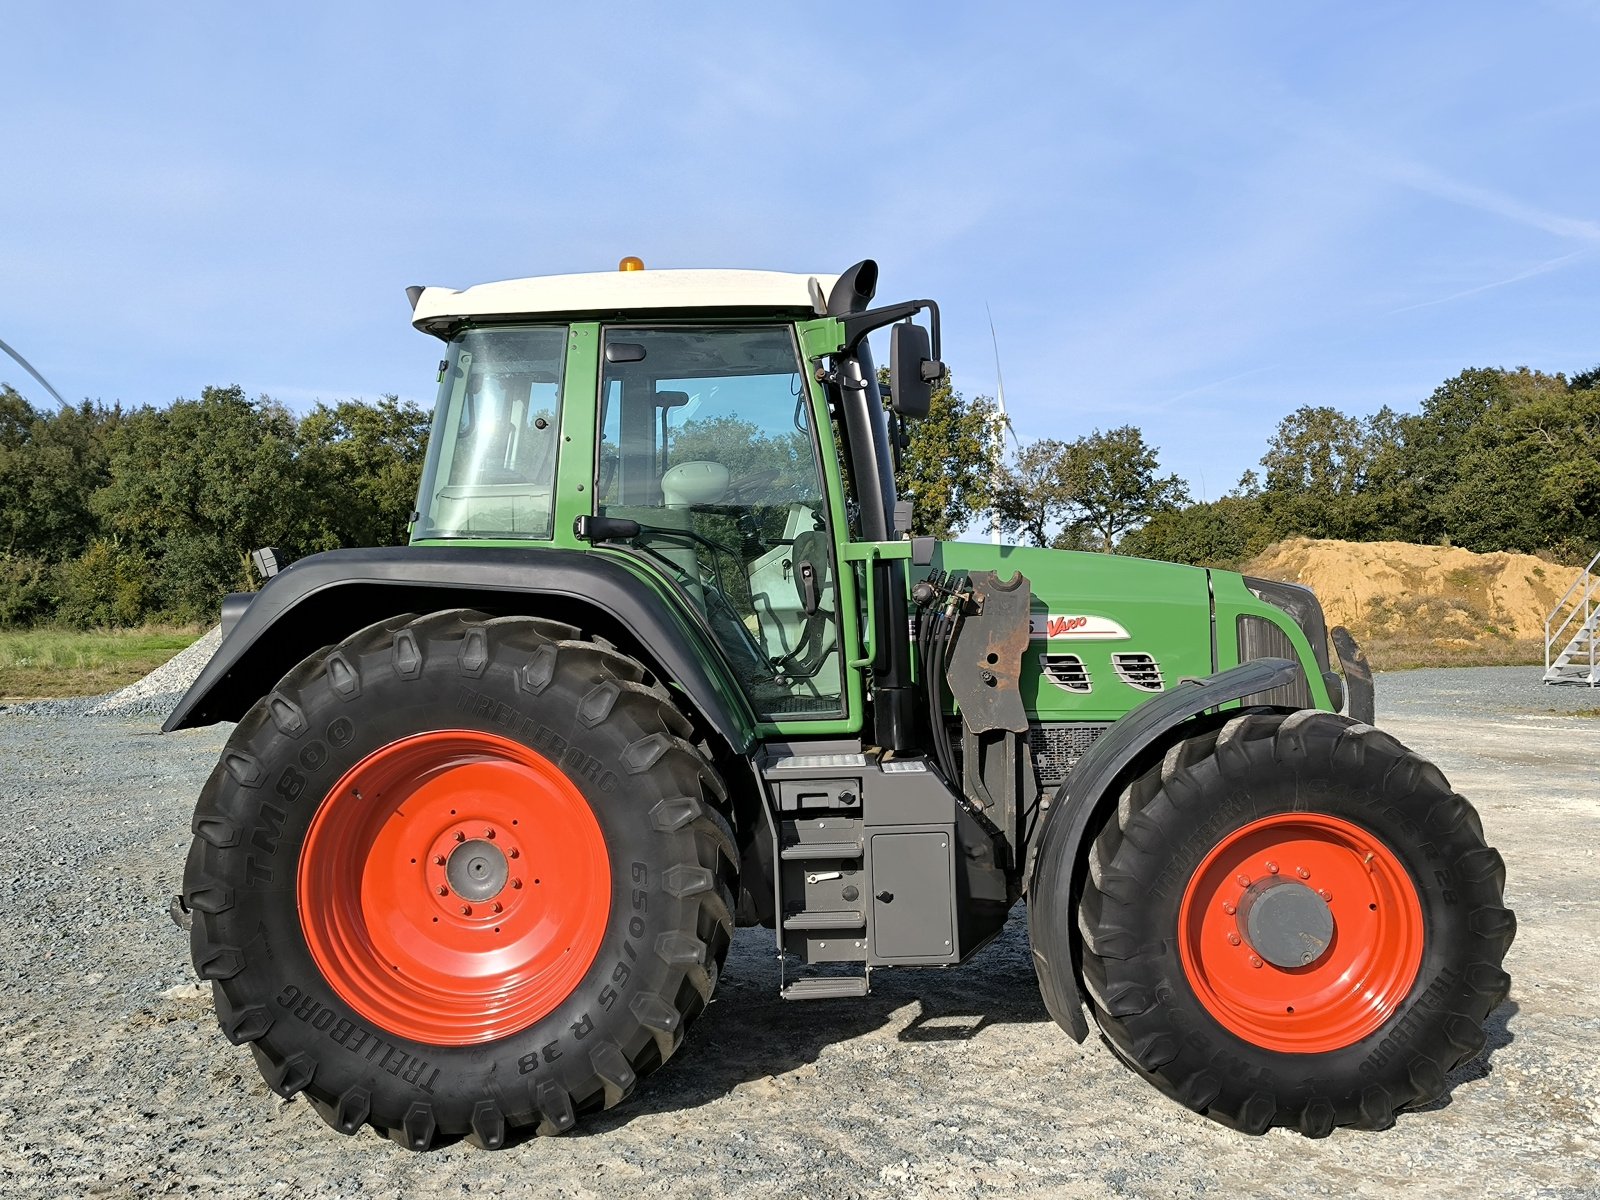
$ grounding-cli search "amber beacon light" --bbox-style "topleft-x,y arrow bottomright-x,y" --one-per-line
618,256 -> 645,271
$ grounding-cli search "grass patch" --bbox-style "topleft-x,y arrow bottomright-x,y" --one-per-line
1361,636 -> 1545,671
0,625 -> 204,700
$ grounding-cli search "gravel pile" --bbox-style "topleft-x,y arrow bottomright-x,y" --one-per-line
0,626 -> 223,723
89,625 -> 224,719
0,668 -> 1594,1197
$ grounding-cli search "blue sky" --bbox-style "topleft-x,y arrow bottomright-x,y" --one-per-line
3,2 -> 1597,501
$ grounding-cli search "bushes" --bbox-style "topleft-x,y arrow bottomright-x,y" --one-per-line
0,555 -> 55,626
0,385 -> 429,629
54,540 -> 154,627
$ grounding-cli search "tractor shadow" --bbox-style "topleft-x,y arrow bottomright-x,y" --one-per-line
578,909 -> 1053,1133
580,907 -> 1523,1135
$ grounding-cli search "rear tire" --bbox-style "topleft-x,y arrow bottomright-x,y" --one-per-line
182,609 -> 736,1148
1076,710 -> 1514,1135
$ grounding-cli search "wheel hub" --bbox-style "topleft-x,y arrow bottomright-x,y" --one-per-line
446,838 -> 508,902
1237,878 -> 1334,968
298,729 -> 611,1046
1177,812 -> 1425,1053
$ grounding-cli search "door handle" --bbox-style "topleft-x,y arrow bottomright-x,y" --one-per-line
797,560 -> 820,616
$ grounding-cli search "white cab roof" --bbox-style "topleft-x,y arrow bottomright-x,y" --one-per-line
411,268 -> 839,333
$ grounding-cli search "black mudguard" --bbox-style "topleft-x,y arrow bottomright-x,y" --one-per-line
1026,657 -> 1301,1040
162,546 -> 758,753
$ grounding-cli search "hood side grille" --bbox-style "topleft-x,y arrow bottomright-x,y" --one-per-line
1040,653 -> 1091,693
1112,652 -> 1164,692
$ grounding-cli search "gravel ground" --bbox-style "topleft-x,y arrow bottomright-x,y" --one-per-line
0,666 -> 1594,1198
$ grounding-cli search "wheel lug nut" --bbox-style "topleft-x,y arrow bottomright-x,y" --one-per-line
485,828 -> 495,839
1235,874 -> 1250,888
1318,889 -> 1332,901
1266,861 -> 1279,875
492,902 -> 503,914
436,885 -> 448,896
459,904 -> 472,916
1296,866 -> 1310,879
511,878 -> 523,890
454,831 -> 466,843
432,855 -> 445,866
1249,955 -> 1263,969
1222,901 -> 1236,915
508,848 -> 520,860
1227,932 -> 1241,946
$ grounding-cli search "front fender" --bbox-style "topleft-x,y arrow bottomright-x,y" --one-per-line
1026,657 -> 1300,1040
162,546 -> 758,753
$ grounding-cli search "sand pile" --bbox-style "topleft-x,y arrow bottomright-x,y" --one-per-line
1243,538 -> 1580,666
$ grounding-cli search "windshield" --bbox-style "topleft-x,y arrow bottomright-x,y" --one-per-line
597,325 -> 843,719
413,326 -> 567,539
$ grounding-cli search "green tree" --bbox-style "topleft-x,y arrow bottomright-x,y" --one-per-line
894,377 -> 1005,540
999,426 -> 1189,551
0,389 -> 118,561
994,437 -> 1077,548
1070,425 -> 1190,551
1436,368 -> 1599,554
92,385 -> 307,618
1118,494 -> 1274,567
1256,404 -> 1388,541
298,396 -> 432,549
1388,367 -> 1505,545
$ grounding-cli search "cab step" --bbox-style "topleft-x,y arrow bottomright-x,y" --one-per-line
782,909 -> 865,931
780,976 -> 870,1001
779,839 -> 864,860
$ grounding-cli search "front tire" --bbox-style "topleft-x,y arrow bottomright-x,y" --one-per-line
1076,710 -> 1514,1135
182,610 -> 736,1148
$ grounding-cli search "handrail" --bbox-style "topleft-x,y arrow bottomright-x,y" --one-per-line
1546,549 -> 1600,676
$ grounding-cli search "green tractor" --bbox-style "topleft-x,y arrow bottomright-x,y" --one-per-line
172,258 -> 1513,1148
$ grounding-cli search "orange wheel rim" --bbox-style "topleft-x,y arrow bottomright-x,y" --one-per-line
298,729 -> 610,1045
1178,812 -> 1424,1054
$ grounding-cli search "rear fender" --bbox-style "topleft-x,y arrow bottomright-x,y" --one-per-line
1025,658 -> 1300,1040
162,547 -> 758,756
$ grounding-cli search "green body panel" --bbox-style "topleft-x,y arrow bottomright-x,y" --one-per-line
932,543 -> 1215,722
1210,569 -> 1335,709
930,543 -> 1332,721
410,312 -> 1333,745
551,322 -> 602,544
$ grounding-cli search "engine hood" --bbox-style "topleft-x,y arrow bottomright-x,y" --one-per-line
927,543 -> 1216,722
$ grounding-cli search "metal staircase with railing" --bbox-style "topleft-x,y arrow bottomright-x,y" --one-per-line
1544,549 -> 1600,686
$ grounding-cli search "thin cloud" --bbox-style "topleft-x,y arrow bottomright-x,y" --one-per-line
1152,365 -> 1279,411
1380,160 -> 1600,243
1388,248 -> 1595,314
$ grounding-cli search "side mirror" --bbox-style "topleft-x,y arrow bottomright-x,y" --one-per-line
888,322 -> 943,418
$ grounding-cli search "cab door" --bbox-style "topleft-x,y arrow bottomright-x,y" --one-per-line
593,325 -> 847,722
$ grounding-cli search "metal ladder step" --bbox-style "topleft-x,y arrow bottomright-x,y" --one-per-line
779,840 -> 863,860
782,909 -> 865,931
780,976 -> 870,1001
1545,552 -> 1600,686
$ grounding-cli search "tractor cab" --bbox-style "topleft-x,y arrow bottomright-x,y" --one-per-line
407,261 -> 941,732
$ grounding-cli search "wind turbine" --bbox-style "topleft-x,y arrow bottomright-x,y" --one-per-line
0,335 -> 70,410
985,304 -> 1020,545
